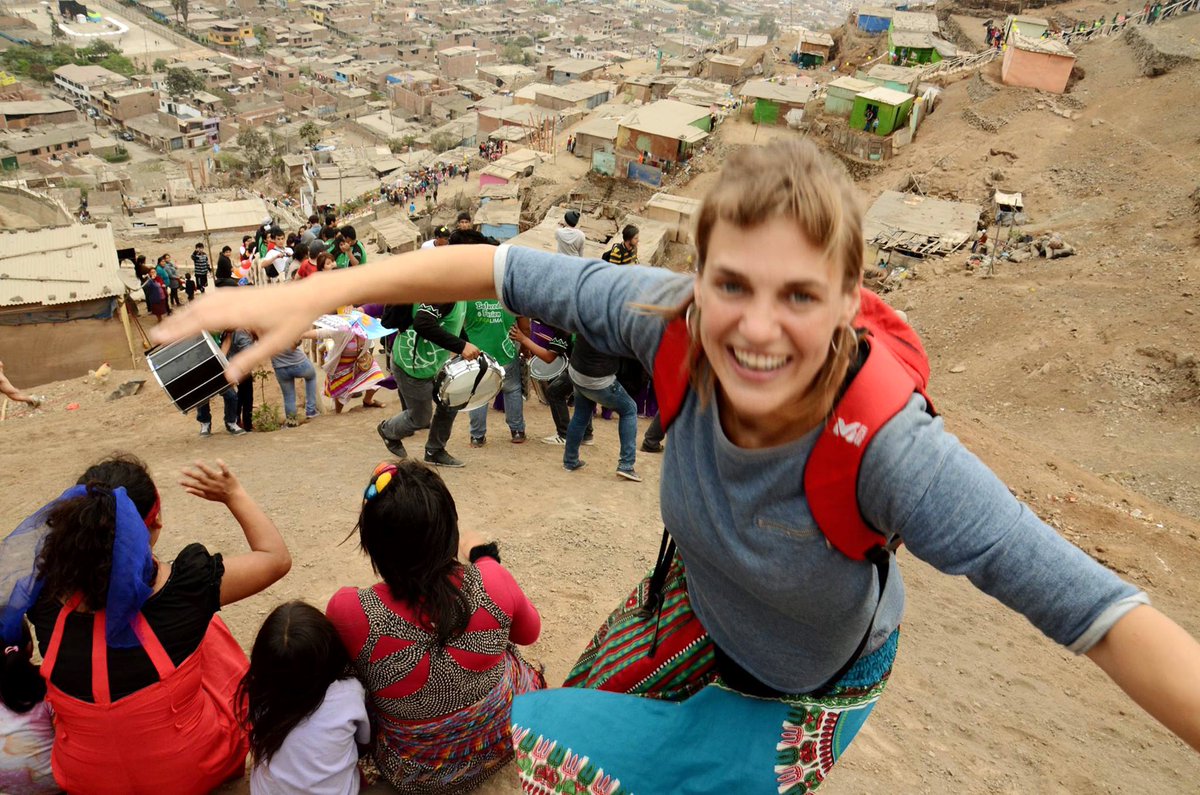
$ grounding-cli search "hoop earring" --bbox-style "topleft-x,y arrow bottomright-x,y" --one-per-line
685,303 -> 698,337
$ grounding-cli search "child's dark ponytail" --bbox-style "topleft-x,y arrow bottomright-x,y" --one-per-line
0,623 -> 46,714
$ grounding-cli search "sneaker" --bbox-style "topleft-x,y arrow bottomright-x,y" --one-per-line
377,421 -> 408,459
511,431 -> 526,444
541,434 -> 566,445
285,414 -> 306,428
582,435 -> 595,446
198,422 -> 212,437
616,469 -> 642,482
563,460 -> 587,472
470,435 -> 487,448
425,449 -> 465,468
641,440 -> 664,453
225,422 -> 247,436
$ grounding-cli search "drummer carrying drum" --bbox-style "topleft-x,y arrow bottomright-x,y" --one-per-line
509,323 -> 593,447
378,302 -> 481,468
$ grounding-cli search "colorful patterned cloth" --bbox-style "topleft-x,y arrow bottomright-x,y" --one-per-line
376,650 -> 544,794
322,330 -> 385,402
511,558 -> 898,794
329,563 -> 546,794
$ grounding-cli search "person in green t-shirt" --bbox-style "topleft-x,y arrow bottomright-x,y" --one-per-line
463,298 -> 526,446
379,301 -> 478,468
327,225 -> 367,268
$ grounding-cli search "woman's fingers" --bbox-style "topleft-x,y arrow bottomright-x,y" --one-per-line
148,293 -> 238,346
223,326 -> 301,382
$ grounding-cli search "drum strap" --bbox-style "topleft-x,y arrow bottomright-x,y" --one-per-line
440,355 -> 493,410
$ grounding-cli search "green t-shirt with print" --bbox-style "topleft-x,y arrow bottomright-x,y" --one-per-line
463,300 -> 518,366
392,302 -> 466,380
326,239 -> 367,268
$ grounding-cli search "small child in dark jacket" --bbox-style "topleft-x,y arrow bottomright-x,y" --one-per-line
184,273 -> 197,301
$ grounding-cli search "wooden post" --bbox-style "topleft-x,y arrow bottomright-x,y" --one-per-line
199,200 -> 214,263
116,299 -> 142,367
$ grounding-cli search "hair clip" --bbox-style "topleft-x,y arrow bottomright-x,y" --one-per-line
363,462 -> 398,504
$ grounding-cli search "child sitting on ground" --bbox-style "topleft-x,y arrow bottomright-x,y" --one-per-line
0,623 -> 57,795
240,601 -> 370,795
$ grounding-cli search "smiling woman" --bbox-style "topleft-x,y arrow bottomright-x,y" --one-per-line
149,139 -> 1200,793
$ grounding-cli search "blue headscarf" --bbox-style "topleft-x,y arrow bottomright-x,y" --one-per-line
0,485 -> 156,648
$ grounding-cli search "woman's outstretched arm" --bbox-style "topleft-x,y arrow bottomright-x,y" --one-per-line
1085,604 -> 1200,751
152,245 -> 499,381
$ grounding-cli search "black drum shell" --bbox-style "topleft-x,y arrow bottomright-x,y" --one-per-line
147,334 -> 231,413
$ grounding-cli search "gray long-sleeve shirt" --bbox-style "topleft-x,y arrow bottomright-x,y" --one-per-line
493,243 -> 1145,693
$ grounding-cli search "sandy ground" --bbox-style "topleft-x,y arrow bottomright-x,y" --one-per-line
3,6 -> 1200,794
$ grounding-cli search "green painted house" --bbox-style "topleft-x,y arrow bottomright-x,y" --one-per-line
886,11 -> 956,65
849,86 -> 915,137
863,64 -> 921,95
824,76 -> 875,117
740,80 -> 816,125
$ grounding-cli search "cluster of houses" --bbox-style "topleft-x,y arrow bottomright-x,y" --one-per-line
1,0 -> 1086,389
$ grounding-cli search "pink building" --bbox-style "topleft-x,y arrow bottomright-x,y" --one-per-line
1000,35 -> 1076,94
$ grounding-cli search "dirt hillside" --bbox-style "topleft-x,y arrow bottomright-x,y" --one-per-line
2,8 -> 1199,794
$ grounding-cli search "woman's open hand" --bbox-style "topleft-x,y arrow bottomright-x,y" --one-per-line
180,459 -> 246,505
149,280 -> 325,382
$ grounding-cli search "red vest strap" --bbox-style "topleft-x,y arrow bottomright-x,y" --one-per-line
40,592 -> 85,680
41,593 -> 174,704
91,611 -> 111,706
132,613 -> 176,680
653,317 -> 692,431
804,339 -> 922,561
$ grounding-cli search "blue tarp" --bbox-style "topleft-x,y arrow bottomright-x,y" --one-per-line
626,161 -> 663,187
858,14 -> 891,34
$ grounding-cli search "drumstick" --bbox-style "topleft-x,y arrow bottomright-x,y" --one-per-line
531,330 -> 553,343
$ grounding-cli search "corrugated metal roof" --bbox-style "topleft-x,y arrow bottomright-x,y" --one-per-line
829,76 -> 877,93
474,198 -> 521,226
740,80 -> 815,104
0,223 -> 127,308
859,86 -> 916,105
154,198 -> 271,234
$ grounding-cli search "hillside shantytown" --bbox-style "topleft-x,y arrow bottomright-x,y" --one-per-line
1,0 -> 1199,793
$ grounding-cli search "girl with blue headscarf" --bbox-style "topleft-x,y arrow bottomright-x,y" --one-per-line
0,454 -> 292,795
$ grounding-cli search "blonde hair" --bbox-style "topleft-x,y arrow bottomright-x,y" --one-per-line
672,140 -> 864,421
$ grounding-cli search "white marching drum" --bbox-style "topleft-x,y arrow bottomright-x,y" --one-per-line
528,355 -> 567,382
147,333 -> 231,413
433,353 -> 504,411
527,355 -> 566,405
